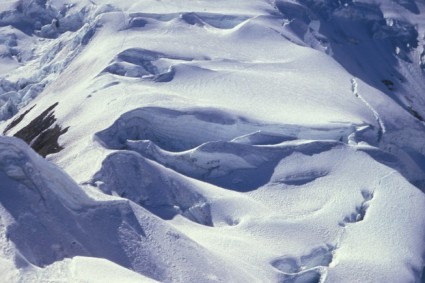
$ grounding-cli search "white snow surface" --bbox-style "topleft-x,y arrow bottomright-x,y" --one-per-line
1,0 -> 425,282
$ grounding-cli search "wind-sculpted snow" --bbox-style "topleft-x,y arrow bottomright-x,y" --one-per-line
94,105 -> 425,192
1,0 -> 425,282
127,12 -> 251,30
277,0 -> 425,120
6,102 -> 70,157
91,150 -> 214,225
95,106 -> 369,192
103,48 -> 184,81
91,105 -> 425,281
0,1 -> 114,121
0,136 -> 254,282
95,106 -> 358,152
0,0 -> 86,37
272,245 -> 334,282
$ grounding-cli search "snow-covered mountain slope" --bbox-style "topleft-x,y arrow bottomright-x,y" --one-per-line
1,0 -> 425,282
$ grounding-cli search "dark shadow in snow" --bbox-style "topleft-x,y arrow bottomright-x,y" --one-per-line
273,257 -> 300,274
202,154 -> 283,192
273,245 -> 334,283
31,124 -> 69,158
103,48 -> 188,81
0,169 -> 138,270
358,146 -> 425,191
100,81 -> 120,90
407,107 -> 425,122
231,131 -> 297,145
339,190 -> 373,226
13,103 -> 69,157
300,245 -> 334,269
126,139 -> 338,192
154,67 -> 175,82
127,12 -> 249,29
95,106 -> 249,152
357,147 -> 399,166
0,1 -> 87,38
189,141 -> 336,191
96,106 -> 344,192
420,265 -> 425,283
276,170 -> 329,186
276,0 -> 422,119
95,106 -> 346,153
280,270 -> 321,283
393,0 -> 420,14
0,136 -> 249,282
180,12 -> 250,29
3,105 -> 35,134
404,149 -> 425,190
14,103 -> 58,143
91,151 -> 213,226
181,12 -> 205,26
128,17 -> 148,28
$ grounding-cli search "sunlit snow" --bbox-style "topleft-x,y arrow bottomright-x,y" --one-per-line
1,0 -> 425,282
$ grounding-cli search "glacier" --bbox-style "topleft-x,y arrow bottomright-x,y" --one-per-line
1,0 -> 425,282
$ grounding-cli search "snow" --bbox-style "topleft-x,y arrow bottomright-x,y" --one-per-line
17,256 -> 159,283
0,136 -> 256,282
1,0 -> 425,282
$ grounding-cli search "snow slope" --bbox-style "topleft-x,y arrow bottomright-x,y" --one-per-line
1,0 -> 425,282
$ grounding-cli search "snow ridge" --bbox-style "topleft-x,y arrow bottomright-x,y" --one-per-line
350,77 -> 386,142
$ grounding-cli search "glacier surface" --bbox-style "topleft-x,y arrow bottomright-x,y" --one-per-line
1,0 -> 425,282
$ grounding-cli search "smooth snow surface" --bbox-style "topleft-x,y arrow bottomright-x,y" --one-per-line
1,0 -> 425,282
